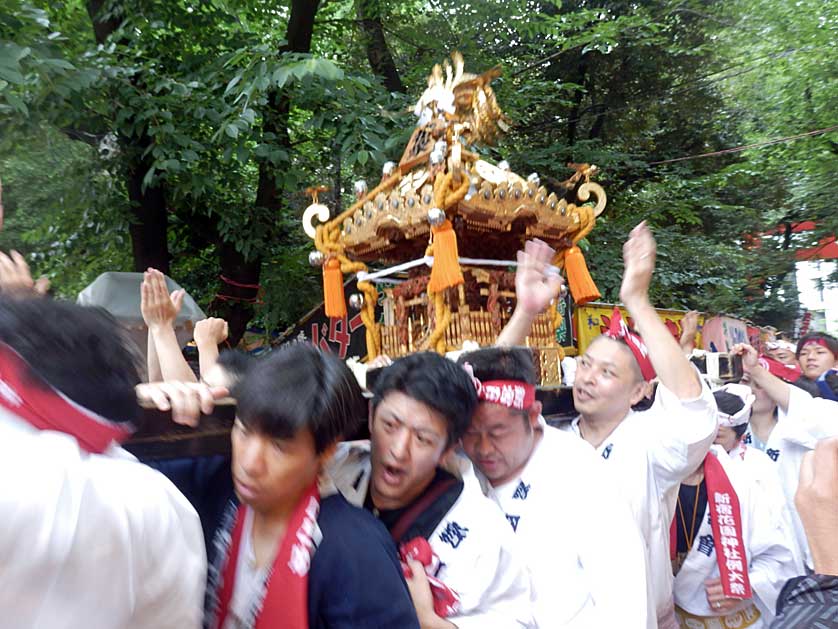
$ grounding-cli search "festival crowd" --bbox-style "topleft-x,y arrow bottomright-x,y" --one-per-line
0,223 -> 836,629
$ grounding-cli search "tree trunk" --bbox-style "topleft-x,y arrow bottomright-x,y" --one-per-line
211,0 -> 322,345
356,0 -> 405,93
211,241 -> 263,347
126,151 -> 170,272
566,55 -> 589,149
87,0 -> 170,273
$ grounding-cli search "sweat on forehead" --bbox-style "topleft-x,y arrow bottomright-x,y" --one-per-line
586,335 -> 645,382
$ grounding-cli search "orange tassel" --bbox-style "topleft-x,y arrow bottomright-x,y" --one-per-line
428,220 -> 464,293
323,257 -> 347,318
564,246 -> 601,305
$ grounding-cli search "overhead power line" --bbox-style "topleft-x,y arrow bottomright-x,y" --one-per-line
521,45 -> 816,134
647,125 -> 838,165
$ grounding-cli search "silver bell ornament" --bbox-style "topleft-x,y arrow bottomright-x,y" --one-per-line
427,207 -> 446,227
308,250 -> 325,267
382,161 -> 397,177
353,179 -> 368,198
429,149 -> 445,166
527,172 -> 540,186
497,160 -> 510,171
348,293 -> 365,310
434,139 -> 448,155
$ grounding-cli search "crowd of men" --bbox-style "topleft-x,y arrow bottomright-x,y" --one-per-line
0,222 -> 836,629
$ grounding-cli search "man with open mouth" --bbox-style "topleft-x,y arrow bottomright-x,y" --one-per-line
325,350 -> 535,628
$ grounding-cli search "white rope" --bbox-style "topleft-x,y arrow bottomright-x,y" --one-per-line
458,257 -> 518,267
356,255 -> 560,281
357,257 -> 432,282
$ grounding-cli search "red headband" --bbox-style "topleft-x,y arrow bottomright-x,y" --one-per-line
478,380 -> 536,411
758,355 -> 802,383
801,338 -> 836,356
0,342 -> 133,453
604,307 -> 656,381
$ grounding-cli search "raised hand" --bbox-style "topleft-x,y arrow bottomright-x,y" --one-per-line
514,238 -> 564,317
141,268 -> 184,330
0,250 -> 50,295
619,221 -> 656,308
679,310 -> 699,353
495,239 -> 565,347
731,343 -> 760,374
194,317 -> 229,348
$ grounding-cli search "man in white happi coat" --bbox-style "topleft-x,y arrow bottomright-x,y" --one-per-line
671,387 -> 799,628
325,350 -> 535,628
712,383 -> 804,570
450,238 -> 649,628
731,342 -> 838,568
0,296 -> 206,629
558,223 -> 719,628
458,345 -> 650,629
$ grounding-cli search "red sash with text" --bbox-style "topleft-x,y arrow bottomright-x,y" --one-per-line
671,452 -> 752,600
213,482 -> 320,629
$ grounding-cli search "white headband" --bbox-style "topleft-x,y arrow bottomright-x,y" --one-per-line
715,383 -> 755,428
766,340 -> 796,353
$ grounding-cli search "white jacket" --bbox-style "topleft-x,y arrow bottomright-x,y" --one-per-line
0,408 -> 206,629
672,446 -> 798,627
473,422 -> 650,628
742,385 -> 838,568
728,440 -> 805,571
324,441 -> 536,629
559,378 -> 718,621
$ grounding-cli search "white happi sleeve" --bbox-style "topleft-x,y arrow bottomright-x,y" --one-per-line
779,384 -> 838,445
646,377 -> 719,493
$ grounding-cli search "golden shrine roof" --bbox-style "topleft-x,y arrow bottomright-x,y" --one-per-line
305,53 -> 606,265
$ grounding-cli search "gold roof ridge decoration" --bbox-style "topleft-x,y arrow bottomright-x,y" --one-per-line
303,53 -> 607,366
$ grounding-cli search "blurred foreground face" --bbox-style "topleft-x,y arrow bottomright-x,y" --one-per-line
768,348 -> 798,367
714,425 -> 742,453
572,336 -> 644,420
231,419 -> 321,515
368,391 -> 449,511
798,344 -> 837,380
742,375 -> 776,416
463,402 -> 538,487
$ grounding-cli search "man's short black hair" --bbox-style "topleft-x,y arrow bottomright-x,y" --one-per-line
235,342 -> 366,454
371,352 -> 478,447
796,332 -> 838,359
217,349 -> 253,387
0,296 -> 141,424
457,346 -> 538,386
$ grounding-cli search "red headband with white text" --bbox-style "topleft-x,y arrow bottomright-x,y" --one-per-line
461,362 -> 537,411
